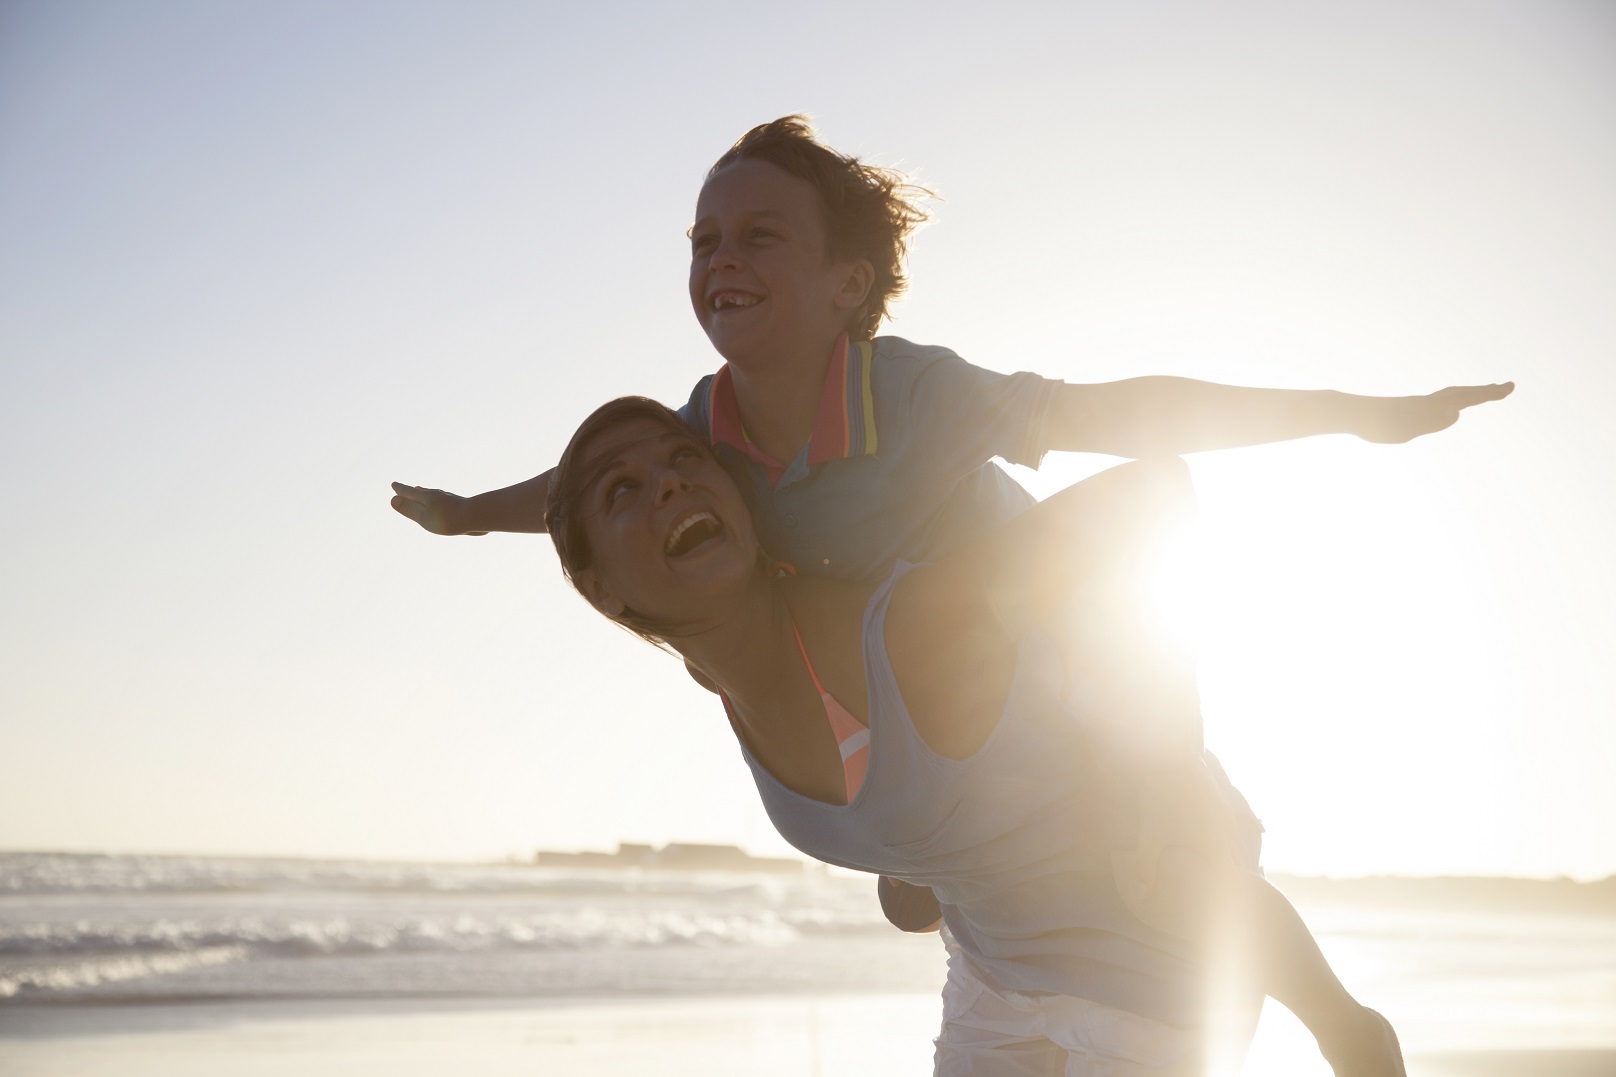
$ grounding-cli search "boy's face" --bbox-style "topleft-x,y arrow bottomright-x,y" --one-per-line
689,159 -> 869,369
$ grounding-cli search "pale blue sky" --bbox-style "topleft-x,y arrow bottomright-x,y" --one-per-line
2,0 -> 1612,878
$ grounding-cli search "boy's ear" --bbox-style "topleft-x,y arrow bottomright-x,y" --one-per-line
833,258 -> 875,314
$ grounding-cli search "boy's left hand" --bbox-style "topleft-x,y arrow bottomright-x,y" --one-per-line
1357,382 -> 1514,443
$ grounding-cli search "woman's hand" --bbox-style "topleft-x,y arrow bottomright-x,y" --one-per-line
389,482 -> 488,536
1353,382 -> 1514,444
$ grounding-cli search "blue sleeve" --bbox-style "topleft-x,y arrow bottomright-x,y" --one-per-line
874,338 -> 1062,475
677,374 -> 715,440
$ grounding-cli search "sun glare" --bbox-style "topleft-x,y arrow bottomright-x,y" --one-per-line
1144,519 -> 1211,652
1019,435 -> 1515,877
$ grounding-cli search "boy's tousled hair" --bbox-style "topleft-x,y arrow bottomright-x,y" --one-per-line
709,115 -> 933,339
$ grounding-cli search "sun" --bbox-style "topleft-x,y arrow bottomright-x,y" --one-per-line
1013,437 -> 1514,877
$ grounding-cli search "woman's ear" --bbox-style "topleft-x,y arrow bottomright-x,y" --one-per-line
576,568 -> 627,619
833,258 -> 875,313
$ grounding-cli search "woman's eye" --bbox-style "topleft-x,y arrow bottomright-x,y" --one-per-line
671,446 -> 697,464
605,478 -> 635,504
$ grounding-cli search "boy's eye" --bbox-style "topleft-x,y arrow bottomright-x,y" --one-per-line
690,233 -> 716,254
749,228 -> 777,242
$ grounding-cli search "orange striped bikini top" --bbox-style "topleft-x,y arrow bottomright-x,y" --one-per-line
788,621 -> 870,804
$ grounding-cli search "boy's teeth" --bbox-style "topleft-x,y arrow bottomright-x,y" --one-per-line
713,293 -> 758,310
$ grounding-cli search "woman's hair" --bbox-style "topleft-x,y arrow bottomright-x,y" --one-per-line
708,115 -> 933,340
545,396 -> 731,648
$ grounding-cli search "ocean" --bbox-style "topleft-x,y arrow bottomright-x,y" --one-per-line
1,852 -> 1612,1075
0,852 -> 945,1004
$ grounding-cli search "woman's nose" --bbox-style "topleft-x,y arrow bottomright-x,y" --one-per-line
655,468 -> 690,503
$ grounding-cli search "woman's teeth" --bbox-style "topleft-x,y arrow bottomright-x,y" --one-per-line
665,512 -> 719,556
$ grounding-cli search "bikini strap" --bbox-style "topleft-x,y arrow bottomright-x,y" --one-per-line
789,621 -> 831,697
726,608 -> 870,805
789,621 -> 870,795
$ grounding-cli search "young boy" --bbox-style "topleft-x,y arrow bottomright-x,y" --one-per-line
393,116 -> 1509,1074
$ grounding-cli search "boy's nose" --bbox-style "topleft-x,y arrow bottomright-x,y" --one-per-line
705,237 -> 742,270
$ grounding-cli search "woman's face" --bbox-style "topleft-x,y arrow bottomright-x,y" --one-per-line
573,416 -> 759,629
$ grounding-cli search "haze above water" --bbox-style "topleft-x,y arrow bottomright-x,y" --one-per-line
1,1 -> 1613,884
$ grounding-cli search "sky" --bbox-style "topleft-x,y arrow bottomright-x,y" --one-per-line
1,0 -> 1612,880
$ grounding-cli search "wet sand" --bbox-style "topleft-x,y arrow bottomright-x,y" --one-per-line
1412,1050 -> 1616,1077
1,995 -> 1610,1076
5,996 -> 934,1077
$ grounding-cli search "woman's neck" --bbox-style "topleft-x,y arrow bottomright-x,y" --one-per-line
670,572 -> 799,709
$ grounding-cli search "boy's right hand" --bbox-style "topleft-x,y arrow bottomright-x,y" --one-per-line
1354,382 -> 1514,444
390,482 -> 488,536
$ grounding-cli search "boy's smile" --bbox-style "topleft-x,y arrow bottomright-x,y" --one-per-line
708,290 -> 762,312
689,159 -> 869,371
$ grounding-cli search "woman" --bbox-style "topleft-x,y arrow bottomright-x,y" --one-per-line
545,396 -> 1400,1076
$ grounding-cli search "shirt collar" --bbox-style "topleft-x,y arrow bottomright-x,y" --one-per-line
706,332 -> 879,480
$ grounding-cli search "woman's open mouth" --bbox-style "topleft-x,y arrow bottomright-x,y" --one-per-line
664,511 -> 724,557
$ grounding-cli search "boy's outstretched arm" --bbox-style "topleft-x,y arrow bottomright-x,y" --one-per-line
1049,378 -> 1514,458
390,469 -> 555,536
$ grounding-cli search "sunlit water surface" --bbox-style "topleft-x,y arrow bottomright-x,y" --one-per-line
1,854 -> 1611,1075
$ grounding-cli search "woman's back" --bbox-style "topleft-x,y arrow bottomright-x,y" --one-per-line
737,565 -> 1212,1027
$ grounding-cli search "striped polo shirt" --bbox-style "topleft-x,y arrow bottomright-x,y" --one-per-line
678,334 -> 1063,583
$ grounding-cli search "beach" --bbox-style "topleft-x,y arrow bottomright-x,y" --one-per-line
5,996 -> 1615,1077
0,995 -> 943,1076
3,853 -> 1612,1075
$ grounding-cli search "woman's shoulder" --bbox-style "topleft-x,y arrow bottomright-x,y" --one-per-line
888,560 -> 1005,646
886,564 -> 1020,759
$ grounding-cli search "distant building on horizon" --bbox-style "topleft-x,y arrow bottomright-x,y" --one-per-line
533,841 -> 805,874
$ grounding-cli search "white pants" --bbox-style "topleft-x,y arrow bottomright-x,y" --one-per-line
932,928 -> 1254,1076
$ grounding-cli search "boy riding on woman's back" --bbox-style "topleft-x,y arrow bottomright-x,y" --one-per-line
393,116 -> 1510,1074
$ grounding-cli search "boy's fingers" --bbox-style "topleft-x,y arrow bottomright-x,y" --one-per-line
390,495 -> 424,519
389,483 -> 483,535
1443,382 -> 1514,406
